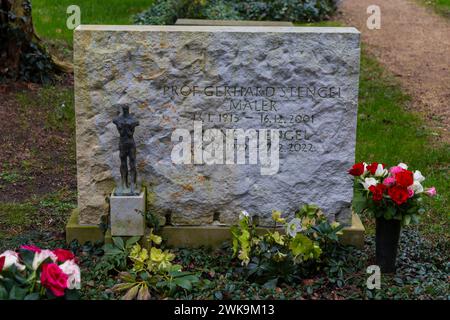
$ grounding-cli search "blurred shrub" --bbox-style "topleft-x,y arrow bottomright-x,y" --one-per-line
134,0 -> 338,25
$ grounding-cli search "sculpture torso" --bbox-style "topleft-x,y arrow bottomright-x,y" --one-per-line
113,107 -> 140,195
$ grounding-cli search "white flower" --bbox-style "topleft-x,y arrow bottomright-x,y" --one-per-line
32,249 -> 57,270
286,218 -> 302,237
411,181 -> 424,194
59,260 -> 81,290
374,164 -> 388,177
361,177 -> 378,190
398,163 -> 408,169
0,250 -> 25,271
363,162 -> 369,175
413,170 -> 425,183
239,210 -> 250,220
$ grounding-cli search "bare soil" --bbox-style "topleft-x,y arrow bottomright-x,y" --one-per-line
0,80 -> 76,203
337,0 -> 450,143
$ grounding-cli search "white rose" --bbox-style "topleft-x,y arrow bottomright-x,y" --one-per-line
398,163 -> 408,169
362,162 -> 369,175
374,164 -> 388,177
32,249 -> 57,270
413,170 -> 425,183
411,181 -> 424,194
59,260 -> 81,290
361,177 -> 378,190
0,250 -> 25,271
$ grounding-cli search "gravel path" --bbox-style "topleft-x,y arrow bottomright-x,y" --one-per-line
337,0 -> 450,142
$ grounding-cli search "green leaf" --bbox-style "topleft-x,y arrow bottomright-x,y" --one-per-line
402,215 -> 411,226
122,285 -> 139,300
383,210 -> 393,220
411,214 -> 420,224
119,272 -> 136,283
18,249 -> 35,268
112,237 -> 125,250
126,236 -> 141,248
9,286 -> 28,300
104,247 -> 124,256
263,278 -> 278,289
24,292 -> 40,300
65,289 -> 80,300
137,286 -> 151,300
173,277 -> 193,290
112,283 -> 136,292
214,291 -> 223,299
352,192 -> 367,215
0,285 -> 8,299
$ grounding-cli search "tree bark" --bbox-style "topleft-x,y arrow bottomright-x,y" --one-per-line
0,0 -> 71,81
1,0 -> 35,78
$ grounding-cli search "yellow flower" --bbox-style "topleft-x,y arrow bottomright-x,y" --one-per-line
301,217 -> 315,228
149,247 -> 175,271
148,230 -> 162,245
238,249 -> 250,266
150,247 -> 164,262
272,210 -> 285,223
270,231 -> 285,245
129,244 -> 149,272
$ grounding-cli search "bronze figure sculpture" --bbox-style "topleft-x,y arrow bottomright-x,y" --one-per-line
113,104 -> 140,195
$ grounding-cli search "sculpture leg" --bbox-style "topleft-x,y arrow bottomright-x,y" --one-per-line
120,154 -> 128,191
129,146 -> 137,194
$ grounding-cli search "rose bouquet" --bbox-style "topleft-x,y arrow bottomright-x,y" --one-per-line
349,162 -> 436,225
0,245 -> 81,300
349,161 -> 437,272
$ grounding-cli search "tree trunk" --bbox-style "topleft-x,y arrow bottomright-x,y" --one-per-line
0,0 -> 35,78
0,0 -> 71,82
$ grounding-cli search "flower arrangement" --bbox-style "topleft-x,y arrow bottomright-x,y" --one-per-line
231,205 -> 343,285
0,245 -> 80,300
349,162 -> 436,225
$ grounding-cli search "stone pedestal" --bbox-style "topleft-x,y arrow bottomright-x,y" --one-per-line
110,190 -> 145,236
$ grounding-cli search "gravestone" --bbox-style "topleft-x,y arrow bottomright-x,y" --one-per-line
69,25 -> 361,241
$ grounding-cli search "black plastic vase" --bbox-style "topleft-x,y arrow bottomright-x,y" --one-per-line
375,217 -> 401,273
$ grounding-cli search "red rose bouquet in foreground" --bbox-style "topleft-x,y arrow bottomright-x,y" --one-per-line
349,162 -> 437,225
0,245 -> 80,300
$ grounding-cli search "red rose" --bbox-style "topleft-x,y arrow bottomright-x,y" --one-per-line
53,249 -> 75,263
0,256 -> 5,272
40,263 -> 68,297
395,169 -> 414,187
367,162 -> 379,175
388,185 -> 410,205
369,184 -> 387,201
348,163 -> 365,176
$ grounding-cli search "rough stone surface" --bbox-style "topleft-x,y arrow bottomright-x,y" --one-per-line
175,18 -> 294,27
110,191 -> 145,236
74,25 -> 360,226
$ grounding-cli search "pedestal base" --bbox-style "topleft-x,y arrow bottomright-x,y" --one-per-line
110,190 -> 145,236
65,209 -> 105,244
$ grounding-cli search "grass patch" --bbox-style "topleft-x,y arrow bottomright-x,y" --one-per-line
420,0 -> 450,17
295,21 -> 449,239
357,49 -> 449,238
16,86 -> 75,131
0,203 -> 36,228
31,0 -> 154,44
